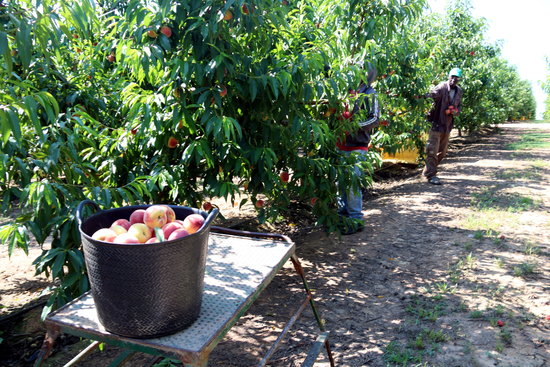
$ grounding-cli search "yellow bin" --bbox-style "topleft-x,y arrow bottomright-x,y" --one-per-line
382,148 -> 420,164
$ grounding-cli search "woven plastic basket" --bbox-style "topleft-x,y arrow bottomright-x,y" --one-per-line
77,200 -> 218,338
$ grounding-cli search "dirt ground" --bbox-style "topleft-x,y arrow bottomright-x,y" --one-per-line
1,122 -> 549,367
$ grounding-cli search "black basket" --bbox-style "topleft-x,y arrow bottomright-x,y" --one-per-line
77,200 -> 218,339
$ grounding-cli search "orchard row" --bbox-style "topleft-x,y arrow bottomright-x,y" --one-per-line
0,0 -> 536,313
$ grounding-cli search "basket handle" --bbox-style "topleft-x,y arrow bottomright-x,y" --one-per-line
76,200 -> 100,227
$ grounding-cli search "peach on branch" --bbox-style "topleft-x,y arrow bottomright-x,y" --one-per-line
160,26 -> 172,38
167,137 -> 179,148
219,85 -> 227,97
280,171 -> 290,183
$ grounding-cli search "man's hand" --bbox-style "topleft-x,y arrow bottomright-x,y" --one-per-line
415,93 -> 432,99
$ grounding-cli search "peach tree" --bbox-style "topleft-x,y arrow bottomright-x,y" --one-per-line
0,0 -> 427,313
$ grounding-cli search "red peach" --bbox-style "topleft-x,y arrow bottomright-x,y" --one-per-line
167,137 -> 179,148
110,225 -> 128,235
114,233 -> 141,244
219,85 -> 227,97
92,228 -> 117,242
128,223 -> 153,243
160,26 -> 172,38
111,219 -> 131,231
182,214 -> 205,234
129,209 -> 146,224
168,228 -> 190,240
144,205 -> 168,229
162,221 -> 184,239
161,205 -> 176,222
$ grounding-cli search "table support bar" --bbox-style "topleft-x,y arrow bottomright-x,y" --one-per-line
290,254 -> 335,367
257,295 -> 312,366
63,341 -> 100,367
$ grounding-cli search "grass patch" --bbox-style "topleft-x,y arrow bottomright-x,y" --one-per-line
494,167 -> 543,181
498,328 -> 513,347
523,243 -> 541,256
469,310 -> 484,319
530,159 -> 549,168
470,186 -> 542,212
456,253 -> 477,270
512,262 -> 537,277
505,132 -> 550,150
383,341 -> 424,365
461,209 -> 517,232
406,295 -> 448,322
384,328 -> 448,366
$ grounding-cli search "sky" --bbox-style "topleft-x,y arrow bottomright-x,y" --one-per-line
427,0 -> 549,119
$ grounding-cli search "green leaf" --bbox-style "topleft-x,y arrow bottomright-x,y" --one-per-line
23,96 -> 45,139
0,109 -> 11,144
101,189 -> 112,208
79,276 -> 89,294
15,19 -> 32,70
51,251 -> 67,278
269,77 -> 279,99
248,79 -> 258,101
6,109 -> 21,143
0,31 -> 13,73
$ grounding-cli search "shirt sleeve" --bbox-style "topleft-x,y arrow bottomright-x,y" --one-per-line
357,93 -> 380,129
427,83 -> 443,101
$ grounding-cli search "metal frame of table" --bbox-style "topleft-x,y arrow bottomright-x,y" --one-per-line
34,227 -> 334,367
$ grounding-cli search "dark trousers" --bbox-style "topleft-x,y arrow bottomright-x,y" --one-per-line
422,130 -> 450,179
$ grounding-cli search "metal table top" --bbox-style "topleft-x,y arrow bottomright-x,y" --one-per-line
45,231 -> 295,363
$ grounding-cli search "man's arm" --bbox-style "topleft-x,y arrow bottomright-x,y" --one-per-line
357,93 -> 380,129
424,83 -> 443,100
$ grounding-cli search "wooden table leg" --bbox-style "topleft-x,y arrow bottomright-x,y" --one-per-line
33,325 -> 60,367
